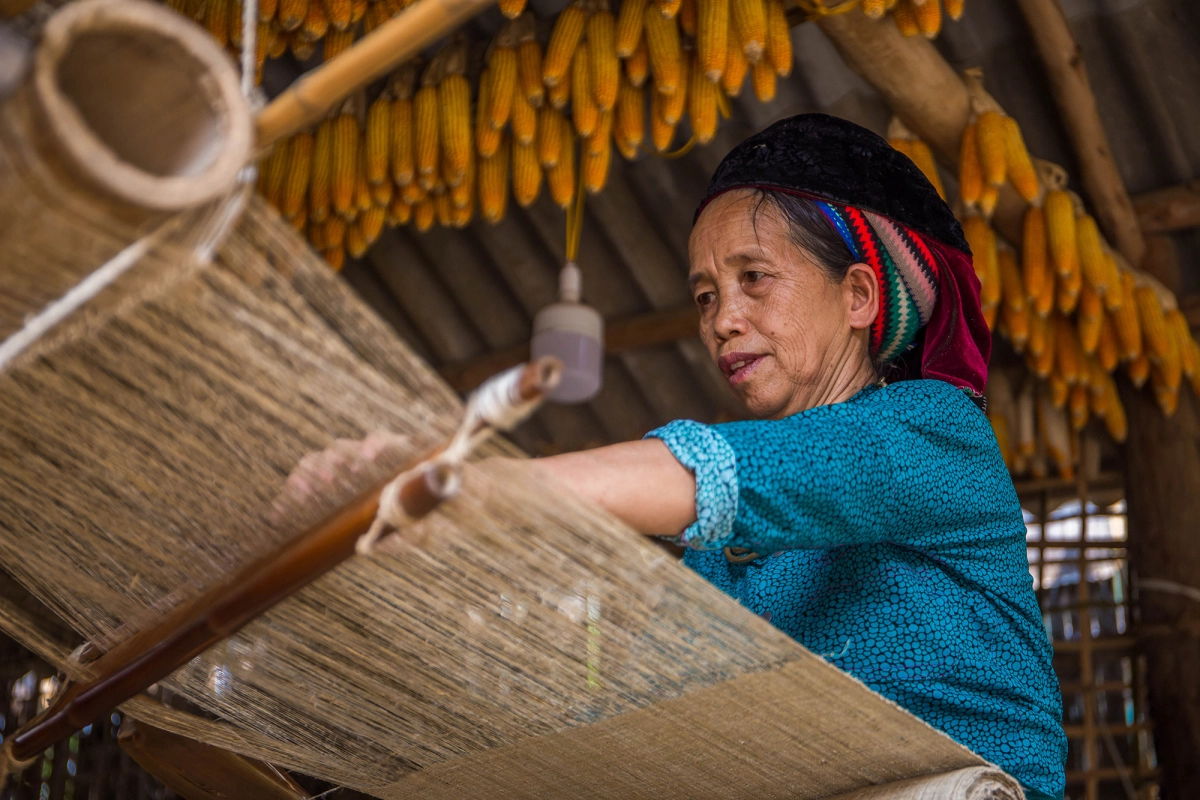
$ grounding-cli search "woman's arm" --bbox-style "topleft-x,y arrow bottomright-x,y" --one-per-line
515,439 -> 698,537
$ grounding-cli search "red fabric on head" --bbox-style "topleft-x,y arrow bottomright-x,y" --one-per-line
917,234 -> 990,397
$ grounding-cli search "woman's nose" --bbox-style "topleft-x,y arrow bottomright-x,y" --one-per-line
712,295 -> 747,341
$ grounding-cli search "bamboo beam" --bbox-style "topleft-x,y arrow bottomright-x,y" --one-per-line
255,0 -> 495,148
1134,180 -> 1200,234
439,304 -> 701,393
1013,0 -> 1146,268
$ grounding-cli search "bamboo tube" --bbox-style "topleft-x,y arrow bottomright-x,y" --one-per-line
255,0 -> 497,149
6,357 -> 562,765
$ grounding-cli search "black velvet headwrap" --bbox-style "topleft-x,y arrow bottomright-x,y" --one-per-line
697,113 -> 968,252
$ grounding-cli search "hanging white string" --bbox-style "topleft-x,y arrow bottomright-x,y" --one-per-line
240,0 -> 259,99
356,364 -> 544,555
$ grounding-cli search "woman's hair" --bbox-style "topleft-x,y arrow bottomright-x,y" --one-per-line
749,189 -> 856,284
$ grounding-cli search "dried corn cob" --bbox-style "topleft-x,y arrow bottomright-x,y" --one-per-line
205,0 -> 230,46
278,0 -> 306,29
1068,384 -> 1088,431
658,0 -> 682,19
732,0 -> 766,62
451,151 -> 474,209
892,0 -> 918,36
650,88 -> 676,152
572,44 -> 600,137
281,131 -> 314,219
360,205 -> 385,245
363,1 -> 390,35
402,180 -> 427,204
1048,372 -> 1068,409
485,47 -> 518,130
548,68 -> 572,109
644,6 -> 682,94
679,0 -> 696,33
1152,368 -> 1179,416
1021,206 -> 1046,302
414,83 -> 439,188
721,21 -> 749,95
479,134 -> 510,222
1028,312 -> 1046,359
387,195 -> 412,226
323,28 -> 354,61
1034,312 -> 1055,377
300,0 -> 328,40
958,123 -> 982,208
322,0 -> 350,30
518,38 -> 546,107
626,36 -> 650,87
979,184 -> 999,217
310,116 -> 334,222
476,70 -> 503,157
1075,212 -> 1111,299
498,0 -> 526,19
544,2 -> 587,87
1111,271 -> 1142,359
323,215 -> 347,249
546,130 -> 576,208
914,0 -> 940,38
434,192 -> 453,227
1100,251 -> 1123,312
323,245 -> 346,271
944,0 -> 964,19
1077,283 -> 1102,354
355,149 -> 373,214
765,0 -> 791,75
1167,309 -> 1196,379
689,53 -> 719,144
331,105 -> 358,218
1034,266 -> 1056,319
904,139 -> 945,200
962,214 -> 990,285
350,0 -> 366,24
261,140 -> 290,211
1159,310 -> 1184,390
976,111 -> 1006,188
998,247 -> 1027,350
616,76 -> 646,152
1134,285 -> 1170,360
616,0 -> 648,56
696,0 -> 728,82
1002,116 -> 1039,203
390,73 -> 415,186
413,198 -> 435,231
1057,264 -> 1081,315
268,25 -> 288,58
440,73 -> 471,186
260,0 -> 278,21
589,9 -> 619,110
661,49 -> 689,124
1127,353 -> 1150,388
345,218 -> 368,257
751,58 -> 776,102
364,91 -> 392,185
1044,189 -> 1077,278
862,0 -> 886,18
371,177 -> 393,207
511,87 -> 538,146
1097,315 -> 1119,371
584,130 -> 612,193
589,109 -> 614,155
512,138 -> 542,206
1003,300 -> 1030,353
1056,316 -> 1082,385
538,105 -> 563,167
290,31 -> 316,61
1102,376 -> 1126,441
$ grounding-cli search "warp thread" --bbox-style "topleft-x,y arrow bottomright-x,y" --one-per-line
356,363 -> 544,554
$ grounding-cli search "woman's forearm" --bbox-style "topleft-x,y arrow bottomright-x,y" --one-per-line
499,439 -> 697,537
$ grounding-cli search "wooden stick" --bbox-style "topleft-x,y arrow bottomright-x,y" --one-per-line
1134,181 -> 1200,234
255,0 -> 496,149
1013,0 -> 1146,268
7,358 -> 560,764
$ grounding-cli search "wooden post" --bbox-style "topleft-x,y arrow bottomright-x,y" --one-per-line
1012,0 -> 1146,269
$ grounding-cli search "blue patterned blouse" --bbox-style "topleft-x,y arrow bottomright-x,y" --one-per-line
647,379 -> 1066,799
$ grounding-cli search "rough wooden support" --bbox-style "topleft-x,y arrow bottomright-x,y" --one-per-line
1134,181 -> 1200,234
1013,0 -> 1146,268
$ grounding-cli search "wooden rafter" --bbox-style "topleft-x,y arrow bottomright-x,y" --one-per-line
1134,181 -> 1200,234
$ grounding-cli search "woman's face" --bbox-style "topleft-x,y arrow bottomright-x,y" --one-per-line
688,190 -> 880,419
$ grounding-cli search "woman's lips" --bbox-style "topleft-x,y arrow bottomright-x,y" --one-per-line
718,352 -> 766,386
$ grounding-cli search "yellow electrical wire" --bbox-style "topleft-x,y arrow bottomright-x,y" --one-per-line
565,140 -> 586,263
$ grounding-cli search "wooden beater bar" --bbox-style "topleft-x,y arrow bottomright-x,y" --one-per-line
8,358 -> 561,764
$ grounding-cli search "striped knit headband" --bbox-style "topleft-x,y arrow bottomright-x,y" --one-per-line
814,202 -> 941,363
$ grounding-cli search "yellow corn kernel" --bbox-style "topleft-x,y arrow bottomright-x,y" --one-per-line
323,244 -> 346,271
751,57 -> 776,102
650,88 -> 676,152
301,0 -> 328,41
588,10 -> 619,111
476,70 -> 503,157
364,93 -> 392,186
281,131 -> 314,220
1002,116 -> 1039,203
486,47 -> 518,130
1111,271 -> 1142,360
439,73 -> 471,186
892,0 -> 918,37
331,110 -> 358,218
584,130 -> 612,193
261,139 -> 290,211
479,134 -> 510,223
572,44 -> 600,137
862,0 -> 886,18
1075,212 -> 1110,298
626,36 -> 650,87
765,0 -> 791,75
914,0 -> 941,38
390,96 -> 414,186
644,6 -> 682,95
544,2 -> 587,87
732,0 -> 766,63
413,198 -> 435,231
616,0 -> 648,57
904,138 -> 945,200
976,111 -> 1006,188
546,130 -> 576,209
679,0 -> 696,33
616,76 -> 646,152
1134,285 -> 1170,360
721,17 -> 749,96
414,84 -> 439,189
538,105 -> 563,168
958,123 -> 982,208
661,50 -> 689,124
1044,189 -> 1078,278
498,0 -> 526,19
511,87 -> 538,146
688,52 -> 719,144
512,138 -> 542,207
518,39 -> 546,108
696,0 -> 728,82
1097,315 -> 1119,372
387,195 -> 412,226
322,28 -> 355,62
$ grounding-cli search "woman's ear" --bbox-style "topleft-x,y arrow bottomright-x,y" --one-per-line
844,262 -> 879,331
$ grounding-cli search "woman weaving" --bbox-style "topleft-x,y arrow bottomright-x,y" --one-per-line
300,115 -> 1067,798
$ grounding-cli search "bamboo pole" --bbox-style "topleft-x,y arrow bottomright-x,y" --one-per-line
1012,0 -> 1146,268
255,0 -> 495,149
3,358 -> 561,768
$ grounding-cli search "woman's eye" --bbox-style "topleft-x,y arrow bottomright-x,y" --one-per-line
744,271 -> 764,284
695,291 -> 715,308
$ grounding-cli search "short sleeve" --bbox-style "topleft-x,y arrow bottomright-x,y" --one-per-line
644,419 -> 738,550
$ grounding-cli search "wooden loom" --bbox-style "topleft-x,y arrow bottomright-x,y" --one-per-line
0,1 -> 1025,797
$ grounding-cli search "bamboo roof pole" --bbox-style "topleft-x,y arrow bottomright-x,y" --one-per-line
1012,0 -> 1146,269
814,11 -> 1028,248
255,0 -> 496,149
